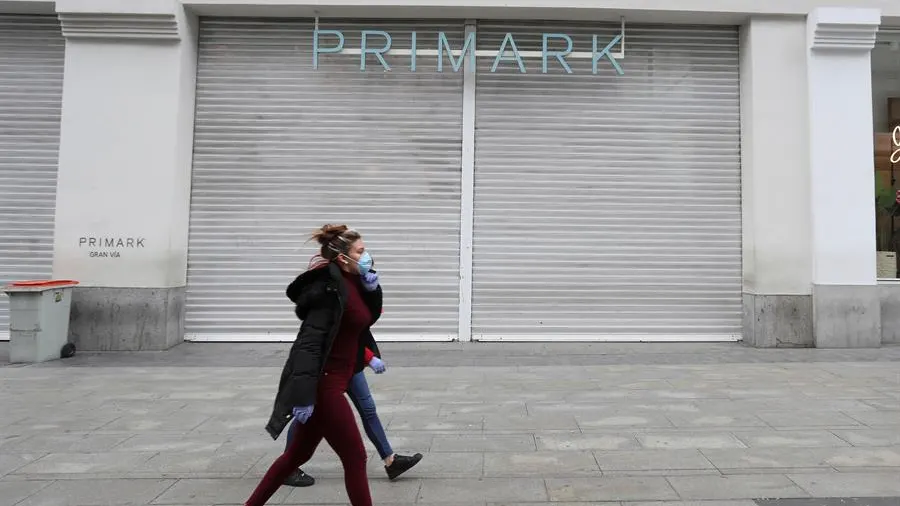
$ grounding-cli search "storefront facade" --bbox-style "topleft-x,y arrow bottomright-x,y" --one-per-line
186,17 -> 742,342
2,0 -> 899,349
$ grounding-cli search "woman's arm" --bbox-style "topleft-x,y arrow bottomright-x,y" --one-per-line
285,305 -> 332,406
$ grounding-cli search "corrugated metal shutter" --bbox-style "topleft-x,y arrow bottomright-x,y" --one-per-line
472,22 -> 742,340
0,15 -> 65,339
187,18 -> 464,341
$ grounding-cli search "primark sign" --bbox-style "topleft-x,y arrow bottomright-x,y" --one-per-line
312,19 -> 627,75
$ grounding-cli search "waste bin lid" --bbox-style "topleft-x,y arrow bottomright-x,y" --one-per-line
3,280 -> 80,293
10,280 -> 79,288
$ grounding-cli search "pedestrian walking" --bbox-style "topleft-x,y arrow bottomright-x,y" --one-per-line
245,224 -> 382,506
283,340 -> 423,488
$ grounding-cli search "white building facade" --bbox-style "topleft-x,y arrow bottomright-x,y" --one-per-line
1,0 -> 899,349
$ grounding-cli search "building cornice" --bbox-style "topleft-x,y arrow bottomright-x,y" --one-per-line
808,7 -> 881,51
0,0 -> 56,15
55,0 -> 184,42
58,12 -> 180,41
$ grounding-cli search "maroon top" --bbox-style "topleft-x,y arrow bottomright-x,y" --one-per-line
321,270 -> 372,386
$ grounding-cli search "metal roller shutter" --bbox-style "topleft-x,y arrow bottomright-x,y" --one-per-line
472,22 -> 742,341
187,18 -> 465,341
0,15 -> 65,339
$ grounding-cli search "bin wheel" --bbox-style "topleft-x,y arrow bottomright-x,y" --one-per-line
61,343 -> 76,359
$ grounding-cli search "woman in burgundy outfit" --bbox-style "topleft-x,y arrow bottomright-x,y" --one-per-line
246,224 -> 382,506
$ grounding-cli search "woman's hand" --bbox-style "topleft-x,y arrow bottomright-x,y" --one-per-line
361,271 -> 379,292
292,405 -> 315,424
368,356 -> 386,374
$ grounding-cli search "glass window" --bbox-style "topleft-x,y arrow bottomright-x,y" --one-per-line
872,31 -> 900,279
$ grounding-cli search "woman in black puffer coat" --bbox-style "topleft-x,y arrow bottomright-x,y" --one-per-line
246,224 -> 381,506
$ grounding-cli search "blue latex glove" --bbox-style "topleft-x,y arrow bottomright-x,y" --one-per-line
292,405 -> 314,424
368,356 -> 386,374
361,271 -> 379,292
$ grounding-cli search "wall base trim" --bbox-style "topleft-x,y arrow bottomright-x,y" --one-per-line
813,284 -> 881,348
68,286 -> 184,351
742,293 -> 813,348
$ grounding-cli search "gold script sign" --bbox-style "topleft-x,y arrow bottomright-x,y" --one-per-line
893,125 -> 900,164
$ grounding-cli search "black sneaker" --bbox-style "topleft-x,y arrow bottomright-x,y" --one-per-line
283,468 -> 315,487
385,453 -> 423,481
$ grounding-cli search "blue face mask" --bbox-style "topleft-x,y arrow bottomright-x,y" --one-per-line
356,251 -> 373,275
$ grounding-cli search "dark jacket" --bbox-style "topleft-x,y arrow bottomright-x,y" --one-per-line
265,261 -> 382,440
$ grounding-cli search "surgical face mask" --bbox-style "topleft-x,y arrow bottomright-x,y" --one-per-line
342,251 -> 374,274
356,251 -> 374,275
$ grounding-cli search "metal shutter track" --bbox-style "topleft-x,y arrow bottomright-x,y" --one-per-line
187,18 -> 464,341
472,22 -> 742,340
0,15 -> 64,338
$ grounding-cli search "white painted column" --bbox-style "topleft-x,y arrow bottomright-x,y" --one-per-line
807,7 -> 882,348
457,20 -> 476,342
740,16 -> 814,347
51,0 -> 198,350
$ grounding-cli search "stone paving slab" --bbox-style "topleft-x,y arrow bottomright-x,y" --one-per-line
636,433 -> 749,450
830,430 -> 900,448
700,446 -> 900,472
0,481 -> 53,506
430,434 -> 536,453
535,432 -> 642,451
15,479 -> 177,506
417,477 -> 547,503
758,499 -> 900,506
591,449 -> 718,476
545,476 -> 680,502
483,450 -> 601,477
730,431 -> 852,449
785,473 -> 900,498
151,478 -> 291,504
1,343 -> 900,505
666,475 -> 810,500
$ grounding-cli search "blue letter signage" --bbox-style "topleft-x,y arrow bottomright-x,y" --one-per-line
438,31 -> 476,72
360,30 -> 392,70
312,27 -> 625,75
593,34 -> 623,76
491,33 -> 526,73
313,29 -> 344,70
542,33 -> 574,74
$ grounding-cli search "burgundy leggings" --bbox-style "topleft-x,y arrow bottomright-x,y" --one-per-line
245,384 -> 372,506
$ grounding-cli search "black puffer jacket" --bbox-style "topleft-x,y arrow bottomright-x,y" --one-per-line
265,261 -> 382,440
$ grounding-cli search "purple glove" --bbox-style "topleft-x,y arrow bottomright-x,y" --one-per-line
361,271 -> 379,292
368,356 -> 386,374
292,405 -> 314,424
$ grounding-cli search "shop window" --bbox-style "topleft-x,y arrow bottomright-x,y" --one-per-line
872,33 -> 900,278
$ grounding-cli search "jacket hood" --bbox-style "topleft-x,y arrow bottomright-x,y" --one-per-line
285,256 -> 339,319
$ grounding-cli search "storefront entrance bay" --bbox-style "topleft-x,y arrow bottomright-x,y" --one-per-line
0,15 -> 65,339
184,18 -> 742,342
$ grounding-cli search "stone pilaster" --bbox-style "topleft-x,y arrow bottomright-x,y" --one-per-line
51,0 -> 197,350
807,7 -> 882,348
740,16 -> 813,347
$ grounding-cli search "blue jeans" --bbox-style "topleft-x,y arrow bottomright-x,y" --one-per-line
286,371 -> 393,460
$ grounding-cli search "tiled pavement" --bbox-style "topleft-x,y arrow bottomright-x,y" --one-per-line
1,342 -> 899,506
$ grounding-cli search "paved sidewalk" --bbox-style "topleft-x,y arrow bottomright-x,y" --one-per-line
1,342 -> 899,506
